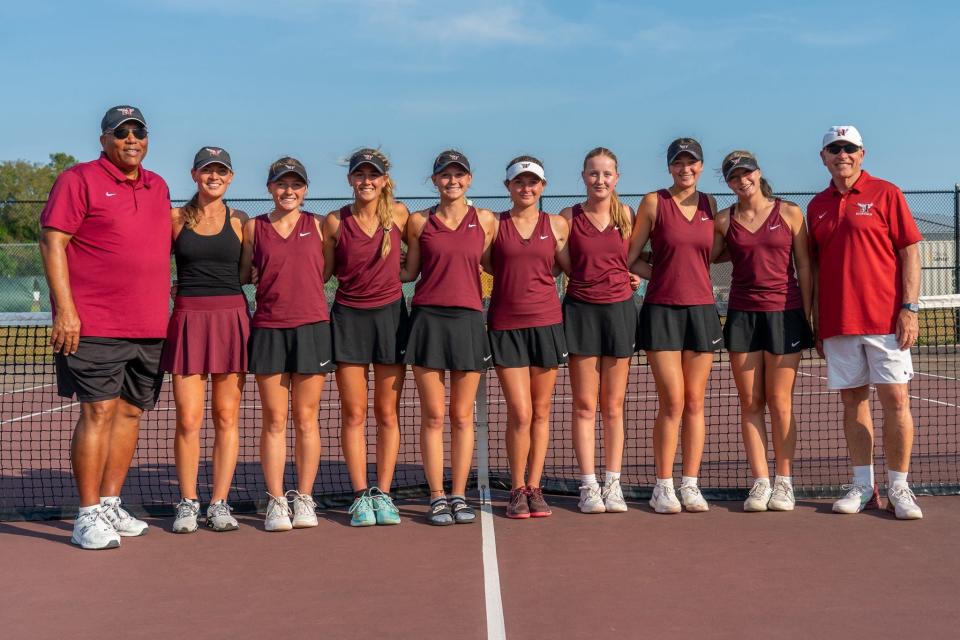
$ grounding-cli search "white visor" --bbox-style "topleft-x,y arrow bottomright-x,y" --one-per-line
505,160 -> 545,182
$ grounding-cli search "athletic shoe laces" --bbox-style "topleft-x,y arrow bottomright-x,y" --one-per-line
349,494 -> 372,515
771,480 -> 792,500
888,484 -> 918,505
840,483 -> 867,499
286,490 -> 316,515
207,501 -> 232,518
266,493 -> 292,519
749,482 -> 770,498
175,499 -> 199,519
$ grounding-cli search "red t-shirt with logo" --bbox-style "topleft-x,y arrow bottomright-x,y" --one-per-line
806,171 -> 921,340
40,154 -> 172,338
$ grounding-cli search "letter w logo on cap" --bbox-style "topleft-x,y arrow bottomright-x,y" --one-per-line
206,148 -> 221,156
117,107 -> 134,116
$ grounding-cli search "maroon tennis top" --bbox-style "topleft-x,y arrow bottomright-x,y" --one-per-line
411,207 -> 484,311
565,204 -> 633,304
252,212 -> 329,328
726,200 -> 802,312
333,205 -> 403,309
488,211 -> 562,331
644,189 -> 715,306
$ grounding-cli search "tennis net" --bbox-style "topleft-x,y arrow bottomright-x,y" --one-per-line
2,295 -> 958,519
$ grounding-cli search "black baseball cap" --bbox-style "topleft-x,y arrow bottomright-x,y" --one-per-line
101,105 -> 146,133
348,149 -> 387,175
722,155 -> 760,181
268,157 -> 309,184
667,138 -> 703,164
432,150 -> 471,175
193,146 -> 233,171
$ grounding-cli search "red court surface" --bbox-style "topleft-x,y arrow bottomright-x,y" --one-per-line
2,493 -> 958,640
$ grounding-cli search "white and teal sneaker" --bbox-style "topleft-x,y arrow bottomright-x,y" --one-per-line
348,490 -> 376,527
370,487 -> 401,525
832,483 -> 880,514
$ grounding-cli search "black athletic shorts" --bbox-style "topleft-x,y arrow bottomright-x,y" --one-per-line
637,303 -> 723,352
723,308 -> 813,354
55,337 -> 165,410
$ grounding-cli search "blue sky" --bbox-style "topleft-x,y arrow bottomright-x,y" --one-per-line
2,1 -> 958,199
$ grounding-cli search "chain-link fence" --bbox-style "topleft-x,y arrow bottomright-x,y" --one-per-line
2,189 -> 958,312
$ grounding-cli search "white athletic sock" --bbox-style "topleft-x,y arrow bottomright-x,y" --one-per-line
604,471 -> 621,485
888,470 -> 908,487
680,475 -> 698,487
775,475 -> 793,486
656,477 -> 674,489
581,474 -> 598,487
852,465 -> 874,487
754,477 -> 771,486
99,496 -> 119,505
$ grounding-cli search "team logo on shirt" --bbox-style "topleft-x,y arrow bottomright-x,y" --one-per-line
116,107 -> 135,116
855,203 -> 874,216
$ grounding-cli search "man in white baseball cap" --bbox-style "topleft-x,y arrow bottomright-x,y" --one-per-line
806,125 -> 924,519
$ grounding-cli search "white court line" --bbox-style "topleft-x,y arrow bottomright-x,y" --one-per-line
0,382 -> 57,397
1,402 -> 79,425
915,371 -> 960,381
476,378 -> 506,640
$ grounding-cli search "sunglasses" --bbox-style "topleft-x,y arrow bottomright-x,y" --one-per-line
824,143 -> 860,155
109,126 -> 148,140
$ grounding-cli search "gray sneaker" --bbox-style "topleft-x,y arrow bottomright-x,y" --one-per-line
173,498 -> 200,533
289,491 -> 319,528
206,500 -> 239,532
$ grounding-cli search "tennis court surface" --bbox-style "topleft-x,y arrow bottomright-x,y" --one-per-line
2,296 -> 959,638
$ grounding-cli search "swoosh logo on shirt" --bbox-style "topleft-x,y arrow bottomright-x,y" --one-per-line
468,223 -> 477,228
769,224 -> 781,230
105,192 -> 116,197
700,216 -> 709,222
540,235 -> 549,240
817,212 -> 827,220
299,232 -> 311,237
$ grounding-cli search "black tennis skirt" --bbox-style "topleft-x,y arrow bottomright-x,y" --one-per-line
331,298 -> 409,365
403,305 -> 491,371
637,303 -> 723,352
723,307 -> 813,355
488,323 -> 568,368
562,296 -> 637,358
248,321 -> 336,375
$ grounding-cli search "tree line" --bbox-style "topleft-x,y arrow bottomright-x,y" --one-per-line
0,153 -> 78,242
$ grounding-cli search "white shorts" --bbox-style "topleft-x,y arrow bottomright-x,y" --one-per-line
822,334 -> 914,390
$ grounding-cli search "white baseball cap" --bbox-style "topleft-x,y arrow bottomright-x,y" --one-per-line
505,159 -> 545,181
822,125 -> 863,148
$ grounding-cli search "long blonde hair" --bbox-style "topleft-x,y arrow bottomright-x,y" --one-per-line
584,147 -> 630,238
351,148 -> 396,259
722,150 -> 774,197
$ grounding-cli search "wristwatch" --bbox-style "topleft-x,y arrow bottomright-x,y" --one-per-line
901,302 -> 919,313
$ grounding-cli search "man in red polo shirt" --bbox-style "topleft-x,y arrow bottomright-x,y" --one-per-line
807,125 -> 923,520
39,105 -> 172,549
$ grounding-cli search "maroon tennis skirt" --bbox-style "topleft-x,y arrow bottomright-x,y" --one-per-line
161,295 -> 250,375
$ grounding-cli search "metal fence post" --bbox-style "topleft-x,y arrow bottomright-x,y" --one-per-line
954,183 -> 960,294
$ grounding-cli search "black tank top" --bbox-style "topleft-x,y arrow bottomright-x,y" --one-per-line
174,207 -> 243,296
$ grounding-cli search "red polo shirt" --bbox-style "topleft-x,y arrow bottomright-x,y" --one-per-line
40,153 -> 172,338
807,171 -> 921,340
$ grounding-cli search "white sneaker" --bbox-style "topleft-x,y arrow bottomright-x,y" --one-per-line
680,483 -> 709,512
100,497 -> 148,536
743,480 -> 772,512
578,484 -> 605,514
601,478 -> 628,513
71,508 -> 121,550
289,491 -> 319,528
264,493 -> 292,532
649,483 -> 681,514
172,498 -> 200,533
886,483 -> 923,520
768,479 -> 796,512
832,483 -> 880,514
